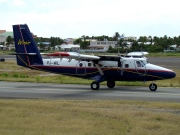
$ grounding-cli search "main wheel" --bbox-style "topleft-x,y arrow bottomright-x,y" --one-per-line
91,81 -> 100,90
149,83 -> 157,91
107,80 -> 115,88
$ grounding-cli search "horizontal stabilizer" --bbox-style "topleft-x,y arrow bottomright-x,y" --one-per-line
11,53 -> 37,55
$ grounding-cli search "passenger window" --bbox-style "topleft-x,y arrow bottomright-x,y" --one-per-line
98,64 -> 102,67
125,64 -> 129,68
79,63 -> 83,67
88,63 -> 91,67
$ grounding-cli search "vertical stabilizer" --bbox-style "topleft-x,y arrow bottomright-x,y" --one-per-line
13,24 -> 43,67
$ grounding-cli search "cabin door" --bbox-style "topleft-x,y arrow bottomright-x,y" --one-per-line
117,60 -> 125,76
76,61 -> 86,75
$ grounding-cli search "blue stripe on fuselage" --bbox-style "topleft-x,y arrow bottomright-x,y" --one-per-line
31,65 -> 175,81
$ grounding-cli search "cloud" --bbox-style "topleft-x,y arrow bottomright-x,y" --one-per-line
1,0 -> 180,38
11,0 -> 26,6
0,0 -> 8,2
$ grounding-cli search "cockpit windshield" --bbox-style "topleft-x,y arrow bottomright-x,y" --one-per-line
140,60 -> 148,66
136,60 -> 148,67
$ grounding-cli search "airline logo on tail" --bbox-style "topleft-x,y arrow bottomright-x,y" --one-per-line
18,40 -> 31,45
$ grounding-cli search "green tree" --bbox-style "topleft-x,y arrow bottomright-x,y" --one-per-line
6,36 -> 13,45
81,35 -> 86,41
74,38 -> 81,44
148,36 -> 153,44
49,37 -> 63,47
113,32 -> 120,41
80,41 -> 89,49
118,38 -> 124,49
131,41 -> 140,51
138,36 -> 147,44
39,42 -> 44,50
108,45 -> 113,52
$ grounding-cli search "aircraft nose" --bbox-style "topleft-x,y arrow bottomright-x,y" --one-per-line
165,70 -> 176,79
170,71 -> 176,78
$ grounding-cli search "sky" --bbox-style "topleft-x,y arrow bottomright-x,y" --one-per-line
1,0 -> 180,39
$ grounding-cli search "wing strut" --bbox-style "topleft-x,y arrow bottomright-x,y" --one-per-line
95,64 -> 104,75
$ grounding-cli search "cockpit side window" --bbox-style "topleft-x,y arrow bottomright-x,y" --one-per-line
140,60 -> 147,65
136,61 -> 143,67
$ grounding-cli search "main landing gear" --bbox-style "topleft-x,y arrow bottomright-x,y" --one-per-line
107,80 -> 115,88
91,80 -> 115,90
91,81 -> 100,90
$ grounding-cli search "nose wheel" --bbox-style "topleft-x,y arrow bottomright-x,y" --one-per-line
149,83 -> 157,91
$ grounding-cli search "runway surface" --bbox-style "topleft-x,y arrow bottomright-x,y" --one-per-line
0,82 -> 179,102
0,55 -> 179,102
148,57 -> 180,70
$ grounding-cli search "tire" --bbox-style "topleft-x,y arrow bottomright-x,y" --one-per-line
91,81 -> 100,90
149,83 -> 157,91
107,80 -> 115,88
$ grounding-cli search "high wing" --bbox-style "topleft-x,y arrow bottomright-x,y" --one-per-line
47,52 -> 100,61
126,52 -> 149,59
127,52 -> 149,56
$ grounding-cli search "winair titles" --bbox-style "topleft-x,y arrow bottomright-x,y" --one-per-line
18,40 -> 31,45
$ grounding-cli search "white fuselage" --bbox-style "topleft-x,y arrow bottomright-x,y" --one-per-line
42,57 -> 173,72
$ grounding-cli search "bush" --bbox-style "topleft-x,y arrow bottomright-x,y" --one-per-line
12,74 -> 18,78
0,73 -> 8,77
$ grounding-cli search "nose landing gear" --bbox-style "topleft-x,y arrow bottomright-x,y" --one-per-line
149,83 -> 157,91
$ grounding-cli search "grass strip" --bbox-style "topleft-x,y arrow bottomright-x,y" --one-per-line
0,99 -> 180,135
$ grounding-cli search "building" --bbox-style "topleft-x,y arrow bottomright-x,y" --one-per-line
0,45 -> 7,49
0,31 -> 13,43
123,36 -> 137,41
64,38 -> 74,44
89,40 -> 117,51
0,36 -> 6,43
0,30 -> 6,34
37,42 -> 51,45
0,29 -> 37,43
55,44 -> 80,52
138,42 -> 155,45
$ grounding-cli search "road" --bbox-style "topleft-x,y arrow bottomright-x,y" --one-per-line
0,82 -> 180,102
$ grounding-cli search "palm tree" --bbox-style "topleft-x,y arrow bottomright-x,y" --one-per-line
113,32 -> 120,41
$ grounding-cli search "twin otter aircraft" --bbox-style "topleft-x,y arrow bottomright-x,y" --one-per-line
13,24 -> 176,91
